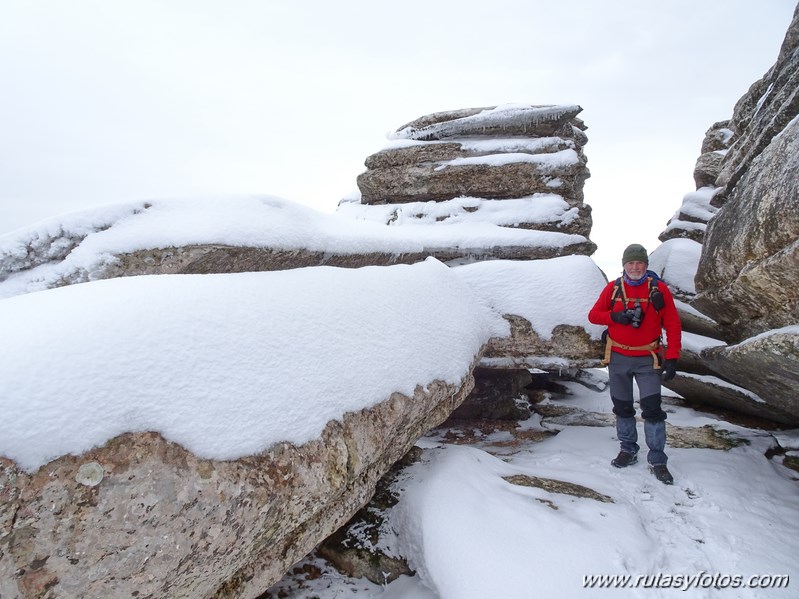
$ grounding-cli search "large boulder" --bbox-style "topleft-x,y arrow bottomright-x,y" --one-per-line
663,372 -> 797,426
650,5 -> 799,425
693,115 -> 799,340
356,104 -> 589,207
0,375 -> 475,599
695,5 -> 798,336
715,4 -> 799,195
350,104 -> 596,260
699,328 -> 799,425
0,197 -> 593,300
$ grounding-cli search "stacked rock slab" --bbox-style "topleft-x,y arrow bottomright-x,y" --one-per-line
349,105 -> 602,419
655,4 -> 799,426
658,121 -> 728,245
351,104 -> 596,261
0,377 -> 475,599
694,3 -> 799,340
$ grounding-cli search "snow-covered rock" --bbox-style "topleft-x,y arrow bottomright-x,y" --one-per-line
652,5 -> 799,425
0,196 -> 594,300
0,259 -> 500,598
352,104 -> 595,259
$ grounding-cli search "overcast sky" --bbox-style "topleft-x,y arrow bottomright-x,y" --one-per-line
1,0 -> 795,274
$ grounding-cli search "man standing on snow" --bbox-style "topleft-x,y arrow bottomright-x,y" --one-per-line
588,244 -> 682,485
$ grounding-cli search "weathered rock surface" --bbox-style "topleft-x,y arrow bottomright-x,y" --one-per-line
357,155 -> 589,206
715,5 -> 799,195
480,316 -> 604,370
675,302 -> 721,339
357,104 -> 589,206
393,104 -> 586,142
662,372 -> 796,426
351,104 -> 595,259
698,329 -> 799,425
693,115 -> 799,340
693,120 -> 734,189
0,377 -> 474,599
95,242 -> 595,280
692,5 -> 798,341
650,7 -> 799,424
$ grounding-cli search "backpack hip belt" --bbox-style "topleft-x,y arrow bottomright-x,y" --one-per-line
602,336 -> 661,369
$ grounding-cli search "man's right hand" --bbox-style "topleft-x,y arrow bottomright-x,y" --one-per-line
610,311 -> 633,325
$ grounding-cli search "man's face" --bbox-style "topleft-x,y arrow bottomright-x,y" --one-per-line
624,260 -> 647,280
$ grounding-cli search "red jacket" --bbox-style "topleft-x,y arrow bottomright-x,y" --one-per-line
588,278 -> 682,360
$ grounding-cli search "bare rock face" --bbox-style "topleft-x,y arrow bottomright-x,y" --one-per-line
651,6 -> 799,425
103,239 -> 597,280
693,115 -> 799,340
693,121 -> 734,189
698,330 -> 799,425
352,104 -> 595,258
715,5 -> 799,196
663,372 -> 797,426
480,316 -> 603,370
0,377 -> 473,599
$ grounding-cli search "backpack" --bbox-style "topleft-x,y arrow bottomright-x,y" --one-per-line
609,270 -> 665,312
601,270 -> 666,368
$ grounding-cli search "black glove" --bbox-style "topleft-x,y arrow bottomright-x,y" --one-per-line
610,310 -> 633,325
662,359 -> 677,381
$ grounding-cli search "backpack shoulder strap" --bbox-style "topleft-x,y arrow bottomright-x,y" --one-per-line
648,276 -> 666,311
610,277 -> 624,307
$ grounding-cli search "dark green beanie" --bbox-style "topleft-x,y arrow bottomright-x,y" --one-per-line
622,244 -> 648,265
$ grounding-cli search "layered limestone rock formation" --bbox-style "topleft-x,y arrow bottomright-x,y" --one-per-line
0,101 -> 605,598
0,377 -> 474,599
0,108 -> 594,291
349,104 -> 595,261
694,3 -> 799,340
0,111 -> 604,599
653,4 -> 799,425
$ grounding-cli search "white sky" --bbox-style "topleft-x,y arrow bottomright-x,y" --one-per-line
1,0 -> 796,275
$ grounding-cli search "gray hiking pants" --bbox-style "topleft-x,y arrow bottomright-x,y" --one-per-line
608,352 -> 668,465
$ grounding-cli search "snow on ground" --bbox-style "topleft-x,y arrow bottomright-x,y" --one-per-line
268,374 -> 799,599
2,195 -> 797,598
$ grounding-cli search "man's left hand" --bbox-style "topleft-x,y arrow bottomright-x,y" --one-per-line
662,359 -> 677,381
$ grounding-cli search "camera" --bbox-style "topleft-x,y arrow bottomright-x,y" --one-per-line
625,303 -> 643,328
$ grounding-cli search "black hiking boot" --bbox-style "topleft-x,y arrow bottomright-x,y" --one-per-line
651,464 -> 674,485
611,451 -> 638,468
